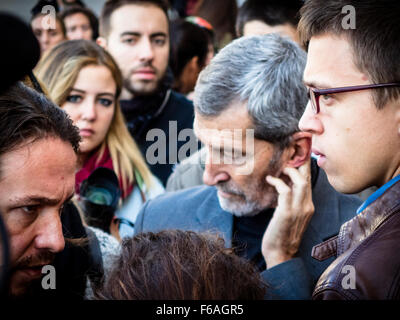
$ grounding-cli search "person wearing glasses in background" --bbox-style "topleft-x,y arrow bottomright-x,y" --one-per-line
294,0 -> 400,299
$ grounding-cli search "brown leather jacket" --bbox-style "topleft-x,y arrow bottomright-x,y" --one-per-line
311,180 -> 400,299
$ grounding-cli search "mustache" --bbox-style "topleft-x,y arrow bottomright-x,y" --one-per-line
216,181 -> 245,197
130,63 -> 157,73
12,251 -> 55,271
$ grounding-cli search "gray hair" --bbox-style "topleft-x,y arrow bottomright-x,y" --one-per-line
194,34 -> 307,149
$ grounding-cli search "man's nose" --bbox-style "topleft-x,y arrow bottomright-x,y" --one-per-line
34,210 -> 65,254
203,152 -> 230,186
299,101 -> 324,134
75,29 -> 84,39
40,32 -> 50,49
139,38 -> 155,62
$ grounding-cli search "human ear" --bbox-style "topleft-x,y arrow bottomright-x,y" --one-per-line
96,36 -> 108,49
285,132 -> 312,168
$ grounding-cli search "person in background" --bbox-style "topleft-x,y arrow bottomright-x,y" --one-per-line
57,0 -> 86,10
30,8 -> 66,55
60,6 -> 99,41
170,18 -> 210,98
35,40 -> 164,239
185,16 -> 216,66
97,0 -> 197,186
236,0 -> 302,43
192,0 -> 237,49
96,230 -> 266,300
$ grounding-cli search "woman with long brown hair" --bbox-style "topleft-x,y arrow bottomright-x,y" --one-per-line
35,40 -> 164,238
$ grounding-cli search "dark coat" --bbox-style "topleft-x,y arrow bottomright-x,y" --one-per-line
121,90 -> 196,186
312,180 -> 400,300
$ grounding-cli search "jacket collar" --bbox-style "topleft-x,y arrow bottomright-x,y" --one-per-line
312,180 -> 400,261
195,186 -> 234,247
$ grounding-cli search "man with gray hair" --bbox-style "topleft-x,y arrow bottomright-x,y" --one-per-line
133,34 -> 360,299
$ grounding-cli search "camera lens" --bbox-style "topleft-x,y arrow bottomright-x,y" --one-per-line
84,186 -> 114,206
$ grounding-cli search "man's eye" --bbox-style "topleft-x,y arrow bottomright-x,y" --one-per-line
122,38 -> 136,45
66,95 -> 82,103
21,205 -> 39,214
153,38 -> 165,46
321,94 -> 332,101
49,30 -> 59,37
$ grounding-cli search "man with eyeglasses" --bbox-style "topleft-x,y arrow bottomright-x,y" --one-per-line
297,0 -> 400,299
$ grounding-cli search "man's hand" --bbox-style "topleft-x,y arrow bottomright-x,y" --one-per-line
262,159 -> 314,268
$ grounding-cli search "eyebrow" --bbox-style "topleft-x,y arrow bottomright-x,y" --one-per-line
303,80 -> 334,89
120,31 -> 167,38
70,88 -> 115,98
11,192 -> 75,207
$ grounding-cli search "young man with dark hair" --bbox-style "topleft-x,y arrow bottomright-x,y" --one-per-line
0,82 -> 79,297
60,6 -> 99,41
297,0 -> 400,299
236,0 -> 302,43
98,0 -> 196,185
0,82 -> 111,299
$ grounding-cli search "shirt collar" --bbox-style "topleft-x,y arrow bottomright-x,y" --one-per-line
357,174 -> 400,214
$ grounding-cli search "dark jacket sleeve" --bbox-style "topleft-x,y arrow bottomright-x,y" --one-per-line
261,258 -> 314,300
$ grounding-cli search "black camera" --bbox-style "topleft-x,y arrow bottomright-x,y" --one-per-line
79,167 -> 121,233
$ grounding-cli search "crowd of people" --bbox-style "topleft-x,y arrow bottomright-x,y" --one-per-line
1,0 -> 400,301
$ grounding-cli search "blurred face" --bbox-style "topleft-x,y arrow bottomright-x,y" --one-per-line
0,138 -> 76,296
31,15 -> 65,54
62,65 -> 116,162
194,103 -> 287,217
299,34 -> 400,193
104,4 -> 169,98
243,20 -> 299,44
64,12 -> 93,40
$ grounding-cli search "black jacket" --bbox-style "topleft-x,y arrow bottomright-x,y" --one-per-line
121,89 -> 196,185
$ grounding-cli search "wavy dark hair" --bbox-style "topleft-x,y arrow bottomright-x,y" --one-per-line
60,5 -> 99,40
96,230 -> 267,300
0,82 -> 80,178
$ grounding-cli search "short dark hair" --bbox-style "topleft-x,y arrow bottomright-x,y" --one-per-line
170,19 -> 209,80
60,5 -> 99,40
236,0 -> 303,37
0,82 -> 80,176
99,0 -> 169,37
96,230 -> 267,299
298,0 -> 400,109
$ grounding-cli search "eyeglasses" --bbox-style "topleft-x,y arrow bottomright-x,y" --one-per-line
307,82 -> 400,114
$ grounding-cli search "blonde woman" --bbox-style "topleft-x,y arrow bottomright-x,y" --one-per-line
35,40 -> 164,238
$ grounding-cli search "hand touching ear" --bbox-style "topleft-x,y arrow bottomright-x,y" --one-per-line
262,159 -> 314,268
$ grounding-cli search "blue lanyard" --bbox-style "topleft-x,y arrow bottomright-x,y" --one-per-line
357,175 -> 400,214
